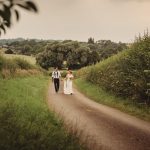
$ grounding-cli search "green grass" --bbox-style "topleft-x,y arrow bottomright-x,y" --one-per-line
75,78 -> 150,122
3,54 -> 36,65
0,76 -> 84,150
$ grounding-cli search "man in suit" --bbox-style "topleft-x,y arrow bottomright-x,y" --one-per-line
52,67 -> 61,93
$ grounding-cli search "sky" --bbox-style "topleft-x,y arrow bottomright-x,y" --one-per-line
1,0 -> 150,42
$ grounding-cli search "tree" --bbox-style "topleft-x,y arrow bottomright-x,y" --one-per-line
0,0 -> 38,35
97,40 -> 127,60
88,37 -> 95,44
36,40 -> 105,70
88,51 -> 100,65
22,45 -> 32,55
76,46 -> 90,67
56,53 -> 64,68
36,46 -> 64,70
67,51 -> 79,69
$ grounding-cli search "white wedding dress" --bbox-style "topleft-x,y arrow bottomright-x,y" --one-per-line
64,74 -> 74,94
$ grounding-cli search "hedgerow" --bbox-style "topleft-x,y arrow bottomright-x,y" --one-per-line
77,34 -> 150,103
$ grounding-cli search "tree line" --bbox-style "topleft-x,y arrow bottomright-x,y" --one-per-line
1,39 -> 49,55
36,38 -> 127,69
0,37 -> 127,70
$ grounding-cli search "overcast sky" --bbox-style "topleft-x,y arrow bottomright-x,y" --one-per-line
2,0 -> 150,42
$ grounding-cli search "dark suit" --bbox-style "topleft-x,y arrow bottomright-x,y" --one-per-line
52,71 -> 61,93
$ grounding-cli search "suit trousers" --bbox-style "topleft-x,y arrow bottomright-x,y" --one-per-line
54,78 -> 60,92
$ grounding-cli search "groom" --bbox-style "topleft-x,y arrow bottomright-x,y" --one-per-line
52,67 -> 61,93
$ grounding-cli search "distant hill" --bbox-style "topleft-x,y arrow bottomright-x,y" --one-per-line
0,38 -> 50,45
0,38 -> 25,45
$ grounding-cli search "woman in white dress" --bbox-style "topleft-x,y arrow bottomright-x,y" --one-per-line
64,70 -> 74,95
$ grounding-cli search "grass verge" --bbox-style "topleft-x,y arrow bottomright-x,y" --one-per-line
0,76 -> 84,150
75,78 -> 150,122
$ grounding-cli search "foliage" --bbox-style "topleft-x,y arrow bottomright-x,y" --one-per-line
96,40 -> 127,60
0,38 -> 24,45
77,34 -> 150,103
88,37 -> 95,44
0,0 -> 38,35
36,39 -> 125,70
144,69 -> 150,104
4,39 -> 49,56
0,38 -> 126,70
0,76 -> 84,150
5,49 -> 14,54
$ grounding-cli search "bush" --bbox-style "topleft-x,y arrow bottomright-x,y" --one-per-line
77,34 -> 150,103
5,49 -> 14,54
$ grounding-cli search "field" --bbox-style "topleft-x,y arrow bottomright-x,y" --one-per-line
0,48 -> 36,65
3,54 -> 36,65
0,76 -> 84,150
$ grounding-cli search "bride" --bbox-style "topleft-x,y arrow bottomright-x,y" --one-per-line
64,70 -> 74,95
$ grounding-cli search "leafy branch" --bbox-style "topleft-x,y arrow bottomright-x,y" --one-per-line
0,0 -> 38,35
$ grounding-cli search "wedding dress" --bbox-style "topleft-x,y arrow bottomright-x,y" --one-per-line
64,74 -> 74,94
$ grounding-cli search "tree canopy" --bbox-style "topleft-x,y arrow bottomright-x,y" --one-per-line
36,39 -> 127,70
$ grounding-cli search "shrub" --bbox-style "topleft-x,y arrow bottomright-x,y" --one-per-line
77,34 -> 150,103
5,49 -> 14,54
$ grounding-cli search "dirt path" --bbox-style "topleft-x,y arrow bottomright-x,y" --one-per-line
47,81 -> 150,150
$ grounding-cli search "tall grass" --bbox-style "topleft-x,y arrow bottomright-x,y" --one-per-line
0,76 -> 84,150
3,53 -> 36,65
0,55 -> 40,78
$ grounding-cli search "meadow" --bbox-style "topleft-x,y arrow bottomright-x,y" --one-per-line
0,52 -> 85,150
0,48 -> 36,65
0,55 -> 39,78
0,76 -> 84,150
3,53 -> 36,65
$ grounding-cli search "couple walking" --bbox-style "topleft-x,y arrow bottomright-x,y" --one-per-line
52,67 -> 74,95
